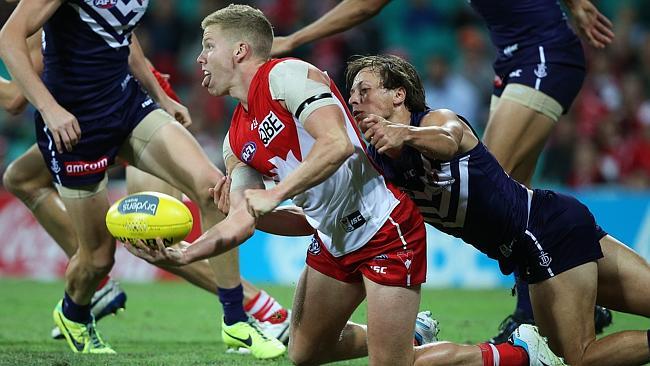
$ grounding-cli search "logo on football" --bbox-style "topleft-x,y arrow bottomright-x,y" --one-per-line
106,191 -> 193,248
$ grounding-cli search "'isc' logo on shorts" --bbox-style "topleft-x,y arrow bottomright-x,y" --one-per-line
259,111 -> 285,147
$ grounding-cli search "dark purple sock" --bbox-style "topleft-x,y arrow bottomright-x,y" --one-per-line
514,273 -> 534,319
62,292 -> 91,324
218,284 -> 248,326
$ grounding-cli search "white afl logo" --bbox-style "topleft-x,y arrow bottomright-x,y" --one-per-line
241,141 -> 257,163
93,0 -> 118,9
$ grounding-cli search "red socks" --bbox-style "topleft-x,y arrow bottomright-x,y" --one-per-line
478,342 -> 529,366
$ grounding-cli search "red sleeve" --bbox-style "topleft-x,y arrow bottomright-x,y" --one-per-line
150,66 -> 181,103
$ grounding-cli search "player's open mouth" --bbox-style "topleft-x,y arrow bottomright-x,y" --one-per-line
202,70 -> 212,87
352,110 -> 365,121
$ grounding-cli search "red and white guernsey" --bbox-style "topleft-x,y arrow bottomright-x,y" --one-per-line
228,59 -> 402,257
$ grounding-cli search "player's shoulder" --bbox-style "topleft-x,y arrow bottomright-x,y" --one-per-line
269,58 -> 319,79
420,109 -> 458,127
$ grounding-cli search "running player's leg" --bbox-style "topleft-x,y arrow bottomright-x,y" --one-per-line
484,89 -> 556,339
59,184 -> 115,306
54,181 -> 116,353
5,144 -> 126,340
483,90 -> 556,187
3,144 -> 77,257
287,266 -> 367,364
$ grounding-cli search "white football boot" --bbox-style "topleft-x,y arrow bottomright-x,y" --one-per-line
414,310 -> 440,346
256,309 -> 291,345
509,324 -> 567,366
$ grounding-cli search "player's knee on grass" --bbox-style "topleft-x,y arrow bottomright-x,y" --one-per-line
287,339 -> 322,366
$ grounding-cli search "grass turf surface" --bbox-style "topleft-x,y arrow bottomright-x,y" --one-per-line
1,279 -> 648,365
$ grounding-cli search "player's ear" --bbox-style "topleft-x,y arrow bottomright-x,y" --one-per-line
393,86 -> 406,106
233,42 -> 249,62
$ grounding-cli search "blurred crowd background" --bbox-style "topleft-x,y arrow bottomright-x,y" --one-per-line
1,0 -> 650,189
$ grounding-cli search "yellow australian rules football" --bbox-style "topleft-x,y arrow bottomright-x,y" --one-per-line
106,191 -> 193,248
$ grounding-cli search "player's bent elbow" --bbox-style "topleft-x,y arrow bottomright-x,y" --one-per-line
436,140 -> 460,161
320,136 -> 354,167
333,139 -> 355,163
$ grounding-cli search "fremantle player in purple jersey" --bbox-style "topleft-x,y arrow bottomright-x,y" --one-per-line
267,0 -> 616,342
0,0 -> 285,357
350,54 -> 649,366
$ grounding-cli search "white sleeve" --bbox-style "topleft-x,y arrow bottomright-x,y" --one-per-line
222,132 -> 235,171
269,59 -> 338,124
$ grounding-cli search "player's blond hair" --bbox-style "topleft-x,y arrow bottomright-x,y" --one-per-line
201,4 -> 273,59
346,55 -> 427,113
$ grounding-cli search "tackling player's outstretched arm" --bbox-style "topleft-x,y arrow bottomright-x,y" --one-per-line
362,109 -> 464,161
0,0 -> 80,153
271,0 -> 389,56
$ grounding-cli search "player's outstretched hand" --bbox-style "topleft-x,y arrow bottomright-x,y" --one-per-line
244,188 -> 282,219
570,0 -> 614,48
209,175 -> 231,215
160,97 -> 192,128
361,114 -> 408,155
124,238 -> 189,266
42,104 -> 81,153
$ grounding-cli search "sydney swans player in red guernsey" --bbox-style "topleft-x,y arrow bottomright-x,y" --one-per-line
129,4 -> 428,365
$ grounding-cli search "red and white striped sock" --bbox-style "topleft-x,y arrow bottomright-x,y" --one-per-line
478,342 -> 529,366
244,290 -> 287,324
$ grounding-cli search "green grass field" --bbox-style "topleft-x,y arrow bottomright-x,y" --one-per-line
1,279 -> 648,365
